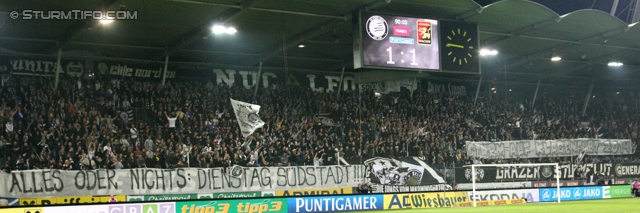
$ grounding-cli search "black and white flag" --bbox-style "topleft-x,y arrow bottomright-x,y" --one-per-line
364,157 -> 447,186
230,99 -> 265,137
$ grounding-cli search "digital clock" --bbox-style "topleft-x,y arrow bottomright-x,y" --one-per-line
354,12 -> 440,71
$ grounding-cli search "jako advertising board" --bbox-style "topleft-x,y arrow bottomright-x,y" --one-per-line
466,189 -> 540,203
176,199 -> 287,213
287,195 -> 383,213
539,186 -> 604,202
383,192 -> 468,209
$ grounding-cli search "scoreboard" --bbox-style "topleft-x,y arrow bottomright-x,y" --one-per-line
354,12 -> 480,74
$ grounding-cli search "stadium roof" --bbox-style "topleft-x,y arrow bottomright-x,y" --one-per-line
1,0 -> 639,88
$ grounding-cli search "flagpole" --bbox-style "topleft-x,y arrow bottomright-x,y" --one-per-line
337,67 -> 345,97
358,83 -> 363,164
253,62 -> 263,99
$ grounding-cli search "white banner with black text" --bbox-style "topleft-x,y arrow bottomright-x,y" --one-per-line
0,166 -> 365,198
466,138 -> 635,159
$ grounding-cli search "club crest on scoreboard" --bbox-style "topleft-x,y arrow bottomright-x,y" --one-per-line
366,15 -> 388,40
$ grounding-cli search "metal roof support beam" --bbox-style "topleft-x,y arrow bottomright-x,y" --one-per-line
555,49 -> 633,76
483,17 -> 558,47
250,0 -> 391,66
455,7 -> 482,20
481,30 -> 640,52
252,19 -> 346,65
633,0 -> 640,22
162,0 -> 263,59
495,26 -> 629,71
54,0 -> 119,50
251,8 -> 347,20
611,0 -> 620,16
169,0 -> 348,19
167,0 -> 241,8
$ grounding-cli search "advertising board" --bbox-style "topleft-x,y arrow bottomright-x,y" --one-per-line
276,187 -> 352,197
383,192 -> 468,209
457,199 -> 526,207
287,195 -> 383,213
0,208 -> 43,213
603,185 -> 632,199
539,186 -> 603,202
466,189 -> 540,202
43,202 -> 175,213
20,195 -> 126,206
176,199 -> 287,213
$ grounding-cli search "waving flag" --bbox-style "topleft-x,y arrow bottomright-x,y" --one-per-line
230,99 -> 265,137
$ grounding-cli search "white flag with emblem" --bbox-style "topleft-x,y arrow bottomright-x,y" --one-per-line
230,98 -> 265,137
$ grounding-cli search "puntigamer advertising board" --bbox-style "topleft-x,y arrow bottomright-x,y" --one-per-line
288,195 -> 383,213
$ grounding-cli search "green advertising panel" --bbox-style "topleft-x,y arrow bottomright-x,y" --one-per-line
211,192 -> 268,199
176,198 -> 287,213
604,185 -> 632,199
128,194 -> 204,202
129,192 -> 270,202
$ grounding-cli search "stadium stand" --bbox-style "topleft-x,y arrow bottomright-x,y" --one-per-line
0,74 -> 638,175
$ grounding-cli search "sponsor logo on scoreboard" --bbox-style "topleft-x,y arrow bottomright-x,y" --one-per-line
389,37 -> 414,44
393,26 -> 410,37
416,20 -> 432,45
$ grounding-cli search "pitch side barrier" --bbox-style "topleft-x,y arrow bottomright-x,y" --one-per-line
536,185 -> 632,202
5,185 -> 630,213
0,190 -> 521,213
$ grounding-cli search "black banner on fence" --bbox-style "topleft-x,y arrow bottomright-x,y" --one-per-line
455,163 -> 622,183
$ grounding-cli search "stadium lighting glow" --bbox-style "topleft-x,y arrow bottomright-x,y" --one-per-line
480,49 -> 498,56
212,25 -> 236,34
608,61 -> 623,67
551,56 -> 561,61
100,19 -> 114,24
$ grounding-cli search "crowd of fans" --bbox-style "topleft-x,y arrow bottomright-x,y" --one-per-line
0,73 -> 639,174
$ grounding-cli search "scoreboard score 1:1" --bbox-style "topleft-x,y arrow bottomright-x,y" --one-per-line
356,12 -> 440,71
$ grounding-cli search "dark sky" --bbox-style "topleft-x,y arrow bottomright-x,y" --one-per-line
474,0 -> 637,22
